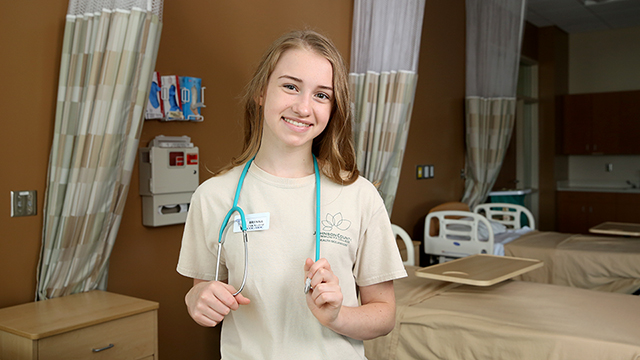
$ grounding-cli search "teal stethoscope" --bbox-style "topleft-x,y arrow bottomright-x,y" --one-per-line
215,155 -> 321,296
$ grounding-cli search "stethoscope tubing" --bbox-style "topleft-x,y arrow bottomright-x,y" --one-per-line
215,155 -> 321,296
314,155 -> 320,262
215,159 -> 252,295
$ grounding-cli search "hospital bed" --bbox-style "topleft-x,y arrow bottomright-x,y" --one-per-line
365,264 -> 640,360
423,205 -> 640,294
392,224 -> 416,267
373,228 -> 640,360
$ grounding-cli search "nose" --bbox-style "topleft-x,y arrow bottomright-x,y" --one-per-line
291,93 -> 311,117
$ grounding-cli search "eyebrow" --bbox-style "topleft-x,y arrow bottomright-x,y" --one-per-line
278,75 -> 333,92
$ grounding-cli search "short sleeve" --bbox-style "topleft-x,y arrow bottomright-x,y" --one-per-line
353,201 -> 407,287
176,188 -> 226,281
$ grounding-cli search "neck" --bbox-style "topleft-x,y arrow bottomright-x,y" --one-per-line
254,147 -> 315,178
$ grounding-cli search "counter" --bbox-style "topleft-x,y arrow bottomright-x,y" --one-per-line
488,188 -> 533,196
556,185 -> 640,194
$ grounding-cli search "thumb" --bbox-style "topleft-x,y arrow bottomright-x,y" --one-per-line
235,293 -> 251,305
304,258 -> 314,272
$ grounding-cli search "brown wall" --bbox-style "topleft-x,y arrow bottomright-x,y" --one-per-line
537,26 -> 569,230
1,1 -> 467,359
0,0 -> 68,308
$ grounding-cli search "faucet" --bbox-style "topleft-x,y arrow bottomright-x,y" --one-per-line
627,180 -> 639,189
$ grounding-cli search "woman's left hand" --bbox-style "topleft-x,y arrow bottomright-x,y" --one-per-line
304,258 -> 343,327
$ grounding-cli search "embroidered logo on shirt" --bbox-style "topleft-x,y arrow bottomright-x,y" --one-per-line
320,212 -> 353,247
322,212 -> 351,231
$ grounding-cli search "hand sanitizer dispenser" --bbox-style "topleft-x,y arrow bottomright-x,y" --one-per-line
139,135 -> 199,226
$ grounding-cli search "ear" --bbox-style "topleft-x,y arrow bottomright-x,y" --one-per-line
258,94 -> 264,106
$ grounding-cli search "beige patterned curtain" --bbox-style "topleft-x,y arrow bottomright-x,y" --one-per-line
36,0 -> 163,300
350,71 -> 417,214
462,0 -> 525,209
350,0 -> 425,215
463,97 -> 516,207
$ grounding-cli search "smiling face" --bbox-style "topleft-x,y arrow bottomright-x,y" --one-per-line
259,47 -> 334,154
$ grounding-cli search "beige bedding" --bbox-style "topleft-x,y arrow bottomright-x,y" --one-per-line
365,266 -> 640,360
504,231 -> 640,293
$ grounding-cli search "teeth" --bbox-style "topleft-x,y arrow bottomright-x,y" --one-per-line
283,117 -> 310,127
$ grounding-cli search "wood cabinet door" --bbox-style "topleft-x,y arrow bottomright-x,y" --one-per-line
619,90 -> 640,154
615,193 -> 640,223
562,94 -> 592,155
586,192 -> 618,229
591,92 -> 621,154
557,191 -> 588,233
556,191 -> 624,234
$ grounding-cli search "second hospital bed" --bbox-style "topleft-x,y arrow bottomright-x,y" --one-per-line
423,207 -> 640,294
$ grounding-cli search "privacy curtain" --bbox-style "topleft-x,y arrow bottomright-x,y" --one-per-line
350,0 -> 425,215
36,0 -> 163,300
462,0 -> 526,209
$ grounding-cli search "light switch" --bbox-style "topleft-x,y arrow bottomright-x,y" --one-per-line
416,165 -> 435,180
11,190 -> 37,217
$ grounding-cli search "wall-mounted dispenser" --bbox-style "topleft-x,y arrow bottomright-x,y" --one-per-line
145,72 -> 206,122
139,135 -> 199,227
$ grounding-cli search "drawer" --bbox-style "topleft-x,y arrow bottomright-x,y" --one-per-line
38,310 -> 156,360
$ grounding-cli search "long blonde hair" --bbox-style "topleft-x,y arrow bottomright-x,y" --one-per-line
217,30 -> 359,185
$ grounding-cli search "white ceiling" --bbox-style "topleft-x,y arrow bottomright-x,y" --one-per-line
526,0 -> 640,33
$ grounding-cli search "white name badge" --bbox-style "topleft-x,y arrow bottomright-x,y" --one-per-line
233,212 -> 270,232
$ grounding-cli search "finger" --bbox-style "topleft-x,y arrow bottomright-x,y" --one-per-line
313,258 -> 332,272
310,267 -> 339,289
306,258 -> 332,279
197,283 -> 250,324
235,293 -> 251,305
310,283 -> 343,308
215,282 -> 245,310
190,296 -> 226,327
304,258 -> 314,272
218,282 -> 251,307
196,307 -> 225,327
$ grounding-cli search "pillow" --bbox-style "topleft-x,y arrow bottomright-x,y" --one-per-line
459,217 -> 507,240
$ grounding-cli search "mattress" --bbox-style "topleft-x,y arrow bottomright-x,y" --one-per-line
504,231 -> 640,294
364,266 -> 640,360
492,227 -> 533,256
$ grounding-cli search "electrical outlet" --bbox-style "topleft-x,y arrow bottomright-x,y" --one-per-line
11,190 -> 37,217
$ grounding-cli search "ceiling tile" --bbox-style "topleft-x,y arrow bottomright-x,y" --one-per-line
525,0 -> 640,32
524,9 -> 555,27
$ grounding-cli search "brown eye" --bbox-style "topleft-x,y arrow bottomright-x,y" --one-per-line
316,92 -> 331,101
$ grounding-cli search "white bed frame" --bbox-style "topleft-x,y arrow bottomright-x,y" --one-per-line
423,203 -> 536,263
392,224 -> 416,266
474,203 -> 536,230
423,211 -> 494,264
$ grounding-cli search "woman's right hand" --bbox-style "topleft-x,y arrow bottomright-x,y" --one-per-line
185,279 -> 251,327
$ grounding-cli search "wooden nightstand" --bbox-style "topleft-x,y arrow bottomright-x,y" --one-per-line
0,291 -> 159,359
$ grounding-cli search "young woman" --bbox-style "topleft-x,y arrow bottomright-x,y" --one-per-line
177,30 -> 407,359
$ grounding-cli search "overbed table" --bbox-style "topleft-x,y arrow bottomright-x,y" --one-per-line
589,221 -> 640,237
